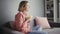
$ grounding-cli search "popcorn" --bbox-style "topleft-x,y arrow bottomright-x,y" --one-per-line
25,15 -> 33,20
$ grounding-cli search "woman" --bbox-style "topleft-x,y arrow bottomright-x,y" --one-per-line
11,1 -> 47,34
11,1 -> 31,34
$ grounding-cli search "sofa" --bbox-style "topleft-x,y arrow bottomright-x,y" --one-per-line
0,17 -> 60,34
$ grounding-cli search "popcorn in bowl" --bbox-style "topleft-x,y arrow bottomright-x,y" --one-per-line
25,15 -> 33,20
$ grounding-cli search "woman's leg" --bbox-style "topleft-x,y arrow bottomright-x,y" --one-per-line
27,31 -> 47,34
27,25 -> 47,34
32,25 -> 42,31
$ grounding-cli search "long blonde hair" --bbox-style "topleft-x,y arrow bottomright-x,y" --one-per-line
18,1 -> 28,12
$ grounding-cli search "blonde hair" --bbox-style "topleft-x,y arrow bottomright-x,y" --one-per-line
18,1 -> 28,12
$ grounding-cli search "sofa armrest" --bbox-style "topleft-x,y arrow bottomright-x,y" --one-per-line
49,21 -> 60,28
1,21 -> 23,34
2,27 -> 23,34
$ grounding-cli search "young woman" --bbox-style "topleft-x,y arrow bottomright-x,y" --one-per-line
12,1 -> 31,34
11,1 -> 47,34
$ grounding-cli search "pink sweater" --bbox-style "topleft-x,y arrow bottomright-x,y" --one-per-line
12,12 -> 31,33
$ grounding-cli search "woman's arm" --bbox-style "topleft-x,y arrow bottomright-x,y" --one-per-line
15,14 -> 24,31
15,13 -> 31,33
21,19 -> 31,33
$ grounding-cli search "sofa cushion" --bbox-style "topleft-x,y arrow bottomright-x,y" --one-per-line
35,17 -> 51,29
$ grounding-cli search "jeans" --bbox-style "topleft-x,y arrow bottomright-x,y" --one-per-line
27,25 -> 47,34
28,31 -> 47,34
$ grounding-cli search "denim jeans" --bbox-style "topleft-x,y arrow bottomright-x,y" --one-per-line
28,31 -> 47,34
27,25 -> 47,34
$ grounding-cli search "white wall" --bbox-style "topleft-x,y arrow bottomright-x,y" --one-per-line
59,3 -> 60,23
0,0 -> 44,25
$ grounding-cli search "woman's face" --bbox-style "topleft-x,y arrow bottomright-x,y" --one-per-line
25,3 -> 30,12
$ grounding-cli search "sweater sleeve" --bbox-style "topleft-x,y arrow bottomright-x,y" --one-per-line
15,13 -> 24,31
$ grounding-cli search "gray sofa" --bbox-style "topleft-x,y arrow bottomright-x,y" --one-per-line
1,20 -> 60,34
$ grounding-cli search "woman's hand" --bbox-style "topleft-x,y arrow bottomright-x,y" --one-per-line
21,24 -> 31,33
21,19 -> 31,33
